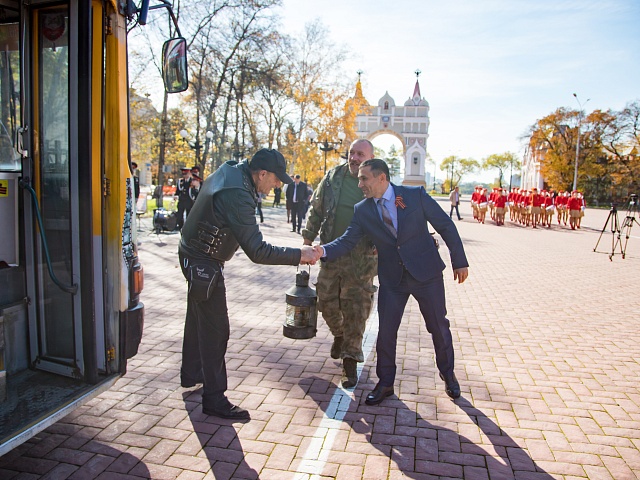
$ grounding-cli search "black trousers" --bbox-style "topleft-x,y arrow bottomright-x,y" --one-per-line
176,199 -> 193,229
376,271 -> 454,387
179,253 -> 231,410
256,203 -> 264,222
291,201 -> 305,232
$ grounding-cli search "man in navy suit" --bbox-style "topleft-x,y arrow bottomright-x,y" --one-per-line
315,159 -> 469,405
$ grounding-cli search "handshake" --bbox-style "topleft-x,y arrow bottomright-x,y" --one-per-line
299,245 -> 324,265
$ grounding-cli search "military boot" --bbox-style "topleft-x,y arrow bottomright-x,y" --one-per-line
341,358 -> 358,389
330,336 -> 343,359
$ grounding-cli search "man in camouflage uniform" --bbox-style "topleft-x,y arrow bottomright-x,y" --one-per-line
302,139 -> 377,389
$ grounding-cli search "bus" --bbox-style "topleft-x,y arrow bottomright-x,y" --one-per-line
0,0 -> 187,455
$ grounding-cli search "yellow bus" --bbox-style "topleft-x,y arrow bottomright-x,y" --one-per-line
0,0 -> 187,454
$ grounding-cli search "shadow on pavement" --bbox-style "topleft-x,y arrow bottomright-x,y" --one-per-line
0,438 -> 152,478
303,377 -> 553,480
182,391 -> 259,479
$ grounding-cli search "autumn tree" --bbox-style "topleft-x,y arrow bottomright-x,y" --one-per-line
482,152 -> 520,189
440,155 -> 479,191
283,20 -> 349,179
526,102 -> 639,203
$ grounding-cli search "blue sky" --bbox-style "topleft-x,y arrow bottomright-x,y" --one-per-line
278,0 -> 640,181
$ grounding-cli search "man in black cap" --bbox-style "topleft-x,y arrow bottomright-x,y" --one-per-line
175,166 -> 194,230
178,149 -> 318,421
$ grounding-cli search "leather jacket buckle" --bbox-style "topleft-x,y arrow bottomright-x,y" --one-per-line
198,221 -> 219,236
198,231 -> 215,245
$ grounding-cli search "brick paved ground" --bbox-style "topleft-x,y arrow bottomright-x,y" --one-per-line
1,198 -> 639,479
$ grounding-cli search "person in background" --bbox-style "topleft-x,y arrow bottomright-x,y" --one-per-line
256,192 -> 265,223
131,162 -> 141,202
273,186 -> 282,207
286,175 -> 308,234
189,174 -> 202,202
448,186 -> 462,220
175,167 -> 194,230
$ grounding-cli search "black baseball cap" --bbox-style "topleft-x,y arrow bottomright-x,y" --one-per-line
250,148 -> 292,184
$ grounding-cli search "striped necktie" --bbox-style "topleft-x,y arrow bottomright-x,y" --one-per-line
378,198 -> 397,238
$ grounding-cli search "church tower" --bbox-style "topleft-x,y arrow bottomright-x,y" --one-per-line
344,70 -> 371,146
354,70 -> 430,187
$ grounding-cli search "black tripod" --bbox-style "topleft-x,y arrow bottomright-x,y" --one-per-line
593,203 -> 622,260
612,195 -> 639,259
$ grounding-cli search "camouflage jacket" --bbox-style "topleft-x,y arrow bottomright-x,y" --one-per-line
302,163 -> 377,280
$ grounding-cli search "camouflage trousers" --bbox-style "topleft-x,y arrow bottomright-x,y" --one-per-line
316,255 -> 376,362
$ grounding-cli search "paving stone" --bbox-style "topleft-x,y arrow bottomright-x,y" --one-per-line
1,204 -> 639,479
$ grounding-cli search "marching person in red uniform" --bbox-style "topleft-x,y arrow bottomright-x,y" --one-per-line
471,185 -> 481,221
554,191 -> 563,224
561,191 -> 570,225
489,187 -> 498,221
542,190 -> 554,227
521,189 -> 531,226
494,188 -> 507,225
478,188 -> 488,224
530,188 -> 543,228
567,190 -> 582,230
577,191 -> 586,229
508,188 -> 517,222
516,189 -> 524,225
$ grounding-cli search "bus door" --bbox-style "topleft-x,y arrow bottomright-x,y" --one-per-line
22,2 -> 87,380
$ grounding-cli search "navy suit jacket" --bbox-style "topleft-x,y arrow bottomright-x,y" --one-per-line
323,185 -> 468,287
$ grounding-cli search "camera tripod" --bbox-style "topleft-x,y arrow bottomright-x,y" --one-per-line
593,204 -> 622,260
594,195 -> 639,260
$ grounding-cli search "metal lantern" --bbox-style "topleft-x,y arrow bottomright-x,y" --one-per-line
283,269 -> 318,339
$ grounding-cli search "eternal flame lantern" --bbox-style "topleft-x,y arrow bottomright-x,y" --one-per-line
283,269 -> 318,339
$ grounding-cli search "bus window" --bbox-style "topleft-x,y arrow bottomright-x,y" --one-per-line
0,22 -> 21,171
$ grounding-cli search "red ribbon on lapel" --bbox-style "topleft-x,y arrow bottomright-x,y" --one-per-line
395,196 -> 406,209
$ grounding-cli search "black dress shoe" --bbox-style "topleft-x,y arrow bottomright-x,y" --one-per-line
365,384 -> 394,405
203,404 -> 251,420
439,372 -> 461,399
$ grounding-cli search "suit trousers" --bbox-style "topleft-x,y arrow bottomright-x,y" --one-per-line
449,204 -> 461,220
180,261 -> 231,410
376,270 -> 454,387
291,201 -> 305,232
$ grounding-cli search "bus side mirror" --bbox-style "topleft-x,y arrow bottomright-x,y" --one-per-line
162,37 -> 188,93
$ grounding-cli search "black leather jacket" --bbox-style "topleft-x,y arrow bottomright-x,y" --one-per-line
179,161 -> 301,265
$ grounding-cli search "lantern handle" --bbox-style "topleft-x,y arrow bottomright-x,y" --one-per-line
296,265 -> 312,274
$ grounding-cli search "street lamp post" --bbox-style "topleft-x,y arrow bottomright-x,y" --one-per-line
307,130 -> 346,174
433,161 -> 436,191
509,157 -> 514,192
572,93 -> 590,192
450,157 -> 455,190
180,129 -> 213,164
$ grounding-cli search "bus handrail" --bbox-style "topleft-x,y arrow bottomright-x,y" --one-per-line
19,179 -> 79,295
